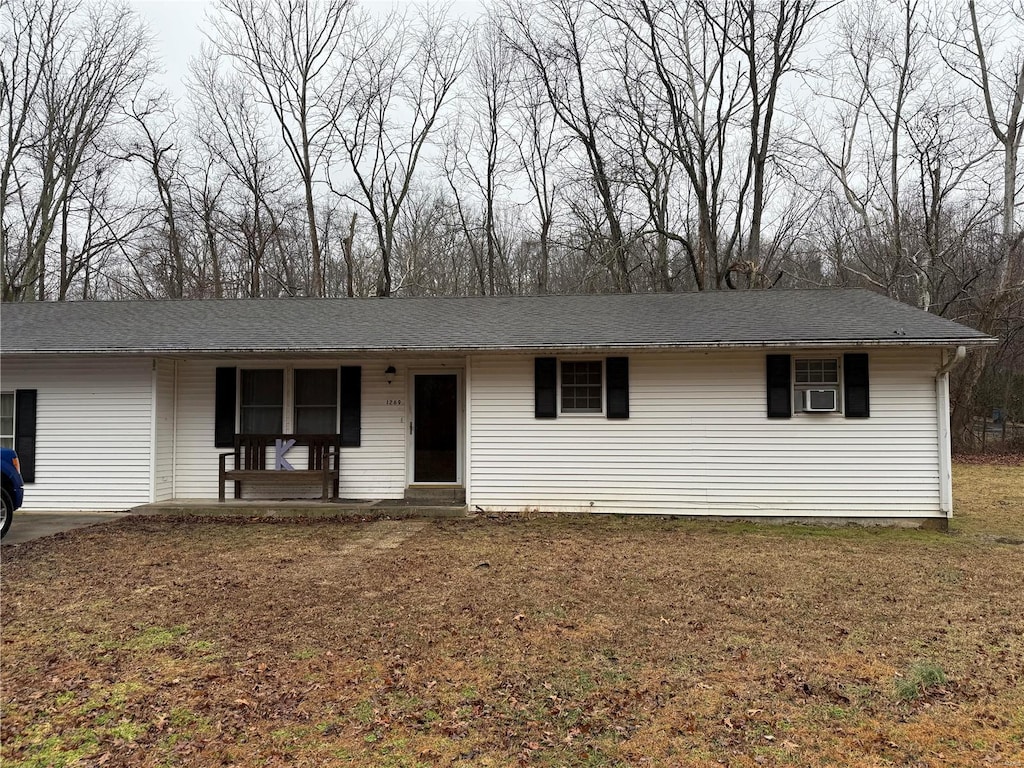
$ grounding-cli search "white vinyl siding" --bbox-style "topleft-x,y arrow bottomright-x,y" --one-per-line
3,348 -> 947,519
468,349 -> 943,518
0,357 -> 154,511
153,359 -> 175,501
172,359 -> 409,499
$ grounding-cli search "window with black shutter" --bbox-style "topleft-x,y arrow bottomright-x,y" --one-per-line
534,356 -> 630,419
767,354 -> 871,418
214,367 -> 362,446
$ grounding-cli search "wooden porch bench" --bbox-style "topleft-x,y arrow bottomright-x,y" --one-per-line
218,433 -> 340,501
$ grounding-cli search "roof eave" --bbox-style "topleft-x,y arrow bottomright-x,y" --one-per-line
0,336 -> 999,357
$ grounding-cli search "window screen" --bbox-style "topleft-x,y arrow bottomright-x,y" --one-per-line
294,369 -> 338,433
240,369 -> 284,434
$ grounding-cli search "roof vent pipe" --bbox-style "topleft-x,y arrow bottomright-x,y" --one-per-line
936,346 -> 967,378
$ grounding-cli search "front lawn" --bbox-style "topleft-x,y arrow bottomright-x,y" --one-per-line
2,464 -> 1022,767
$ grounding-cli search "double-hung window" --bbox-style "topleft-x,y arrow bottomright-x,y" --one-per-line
240,370 -> 284,433
767,353 -> 869,419
794,357 -> 840,412
294,369 -> 338,433
239,368 -> 338,434
560,360 -> 603,413
535,356 -> 628,419
216,366 -> 359,447
0,392 -> 13,449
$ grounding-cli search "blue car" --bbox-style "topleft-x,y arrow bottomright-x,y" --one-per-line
1,447 -> 25,539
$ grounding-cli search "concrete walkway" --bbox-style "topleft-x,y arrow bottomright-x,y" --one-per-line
1,511 -> 126,546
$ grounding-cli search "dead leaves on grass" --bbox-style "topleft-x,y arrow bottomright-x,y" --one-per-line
2,464 -> 1023,767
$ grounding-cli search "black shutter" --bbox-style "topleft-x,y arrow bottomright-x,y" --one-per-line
766,354 -> 792,419
535,357 -> 557,418
14,389 -> 37,483
339,366 -> 361,447
844,353 -> 870,418
606,356 -> 629,419
214,367 -> 236,448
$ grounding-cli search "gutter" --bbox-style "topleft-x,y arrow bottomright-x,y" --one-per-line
0,338 -> 1000,358
936,345 -> 967,378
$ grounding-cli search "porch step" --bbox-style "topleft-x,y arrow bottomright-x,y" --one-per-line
404,486 -> 466,504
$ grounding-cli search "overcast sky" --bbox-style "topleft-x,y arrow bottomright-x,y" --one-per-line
130,0 -> 208,97
130,0 -> 484,100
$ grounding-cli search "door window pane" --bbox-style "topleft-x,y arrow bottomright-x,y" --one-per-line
240,369 -> 283,434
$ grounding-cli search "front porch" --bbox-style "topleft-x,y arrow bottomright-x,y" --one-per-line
132,495 -> 470,519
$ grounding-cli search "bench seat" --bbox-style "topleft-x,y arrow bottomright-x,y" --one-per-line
218,434 -> 340,501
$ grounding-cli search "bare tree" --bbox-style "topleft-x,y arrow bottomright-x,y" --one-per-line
210,0 -> 354,297
0,0 -> 151,300
938,0 -> 1024,444
329,6 -> 468,297
942,0 -> 1024,296
501,0 -> 633,292
125,94 -> 192,298
508,73 -> 563,294
0,0 -> 71,297
190,51 -> 293,297
799,0 -> 925,298
602,0 -> 747,289
720,0 -> 827,270
183,155 -> 229,298
440,15 -> 517,295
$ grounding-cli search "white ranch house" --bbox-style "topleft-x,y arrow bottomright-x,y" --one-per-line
0,290 -> 995,524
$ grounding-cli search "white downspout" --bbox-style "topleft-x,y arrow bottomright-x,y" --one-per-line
150,360 -> 158,503
171,360 -> 178,500
936,346 -> 967,518
464,355 -> 472,508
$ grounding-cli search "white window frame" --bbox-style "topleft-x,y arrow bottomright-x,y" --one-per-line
793,357 -> 842,414
0,391 -> 13,449
559,359 -> 605,415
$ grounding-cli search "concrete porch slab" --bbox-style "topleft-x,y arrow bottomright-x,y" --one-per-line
131,499 -> 470,519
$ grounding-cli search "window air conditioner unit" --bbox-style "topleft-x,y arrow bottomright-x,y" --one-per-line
803,388 -> 838,412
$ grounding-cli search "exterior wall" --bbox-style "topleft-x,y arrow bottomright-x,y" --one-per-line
467,348 -> 945,518
0,356 -> 154,511
1,347 -> 947,517
172,358 -> 415,499
153,359 -> 175,502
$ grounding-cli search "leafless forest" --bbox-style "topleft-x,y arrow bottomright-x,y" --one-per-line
1,0 -> 1022,445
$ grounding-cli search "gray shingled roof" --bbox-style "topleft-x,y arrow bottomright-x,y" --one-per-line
0,290 -> 996,356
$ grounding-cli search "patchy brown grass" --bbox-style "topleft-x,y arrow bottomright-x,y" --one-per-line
2,464 -> 1023,768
